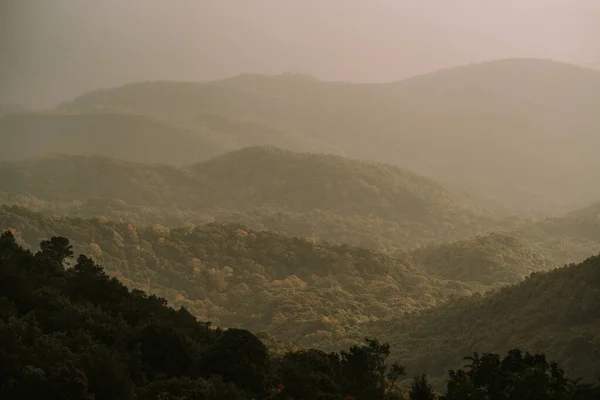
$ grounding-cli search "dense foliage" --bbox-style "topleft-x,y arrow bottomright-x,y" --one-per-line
4,203 -> 600,386
368,253 -> 600,386
0,206 -> 487,349
1,232 -> 598,399
409,233 -> 556,285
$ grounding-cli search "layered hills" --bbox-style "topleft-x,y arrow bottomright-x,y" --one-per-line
2,231 -> 598,399
369,253 -> 600,385
0,206 -> 486,350
3,203 -> 600,384
56,58 -> 600,213
408,233 -> 555,286
2,148 -> 600,387
0,111 -> 336,164
404,207 -> 600,286
0,147 -> 504,249
2,57 -> 600,393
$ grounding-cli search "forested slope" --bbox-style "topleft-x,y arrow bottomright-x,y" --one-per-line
2,231 -> 598,399
0,148 -> 504,249
404,202 -> 600,283
0,206 -> 485,349
512,203 -> 600,264
408,233 -> 556,285
369,254 -> 600,386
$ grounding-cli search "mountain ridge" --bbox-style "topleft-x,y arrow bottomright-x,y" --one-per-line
55,58 -> 600,214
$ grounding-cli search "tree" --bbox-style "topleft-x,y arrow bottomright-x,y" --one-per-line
201,328 -> 270,398
340,338 -> 404,400
36,236 -> 73,272
409,374 -> 437,400
443,349 -> 589,400
276,349 -> 341,400
137,376 -> 245,400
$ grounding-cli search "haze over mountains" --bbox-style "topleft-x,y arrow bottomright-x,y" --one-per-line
4,1 -> 600,397
2,58 -> 600,397
0,147 -> 504,251
5,0 -> 600,106
3,59 -> 599,215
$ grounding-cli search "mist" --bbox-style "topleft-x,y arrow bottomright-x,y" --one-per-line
2,0 -> 599,107
4,2 -> 600,397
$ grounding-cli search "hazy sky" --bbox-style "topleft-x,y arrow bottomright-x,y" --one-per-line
2,0 -> 599,107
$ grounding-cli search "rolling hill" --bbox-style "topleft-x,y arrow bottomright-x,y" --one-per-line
0,205 -> 487,350
408,233 -> 556,286
0,147 -> 505,249
403,203 -> 600,287
0,110 -> 342,165
368,253 -> 600,386
60,58 -> 600,214
3,231 -> 597,399
4,202 -> 600,384
0,111 -> 230,164
511,202 -> 600,265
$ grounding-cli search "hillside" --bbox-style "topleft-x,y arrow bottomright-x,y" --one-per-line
0,148 -> 504,249
0,110 -> 339,165
408,233 -> 556,286
368,254 -> 600,386
512,203 -> 600,265
6,203 -> 600,356
0,231 -> 399,399
402,205 -> 600,289
0,206 -> 487,349
62,59 -> 600,213
3,232 -> 597,399
190,147 -> 496,223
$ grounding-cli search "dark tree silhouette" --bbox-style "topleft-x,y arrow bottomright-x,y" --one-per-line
409,374 -> 437,400
38,236 -> 73,266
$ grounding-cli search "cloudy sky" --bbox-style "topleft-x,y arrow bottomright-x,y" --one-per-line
2,0 -> 599,106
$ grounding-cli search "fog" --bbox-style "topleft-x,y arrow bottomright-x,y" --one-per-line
1,0 -> 599,107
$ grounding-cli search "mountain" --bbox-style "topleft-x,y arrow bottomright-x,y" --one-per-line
368,253 -> 600,386
61,59 -> 600,214
0,110 -> 340,165
0,147 -> 504,249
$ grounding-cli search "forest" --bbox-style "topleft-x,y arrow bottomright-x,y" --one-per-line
0,147 -> 508,250
1,232 -> 599,399
3,58 -> 600,399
